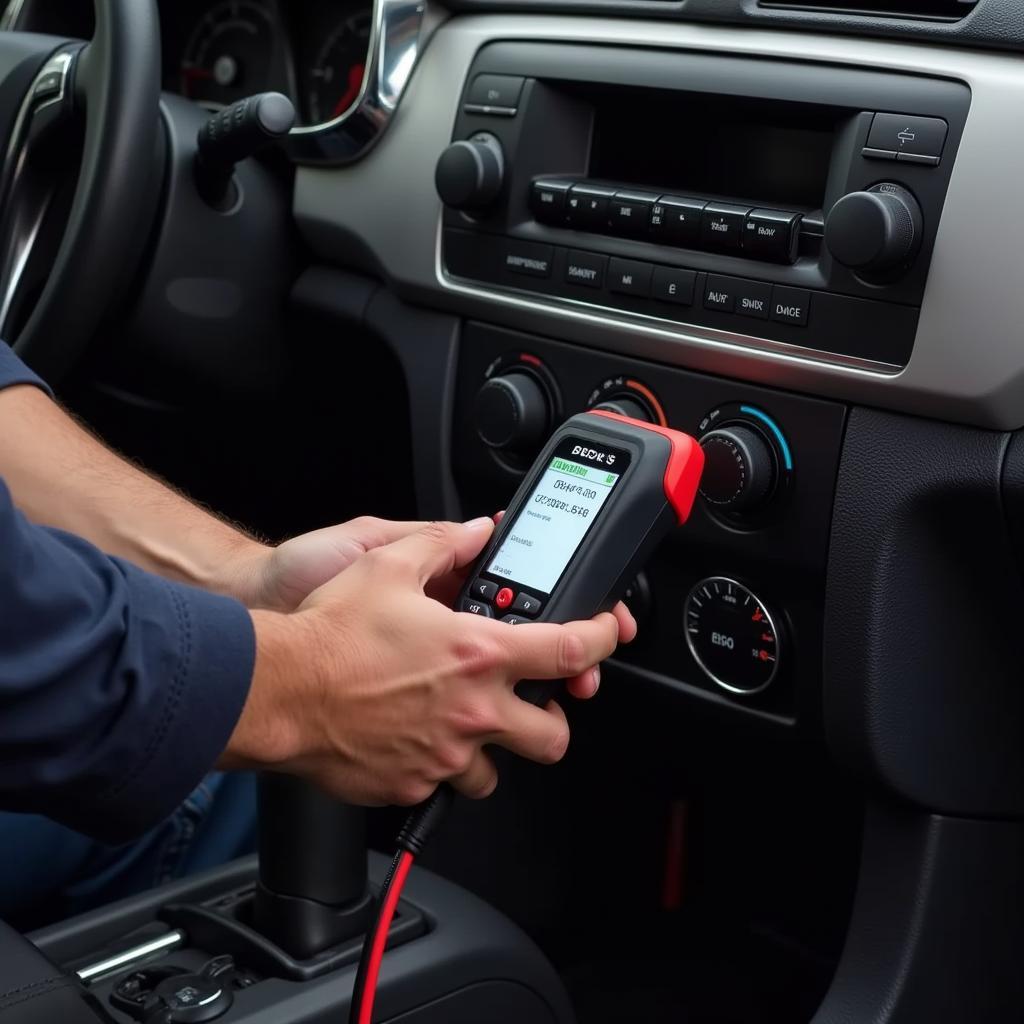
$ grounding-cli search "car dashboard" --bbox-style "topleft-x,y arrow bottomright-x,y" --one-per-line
6,0 -> 1024,1022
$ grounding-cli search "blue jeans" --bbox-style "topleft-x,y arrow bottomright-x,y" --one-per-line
0,772 -> 257,931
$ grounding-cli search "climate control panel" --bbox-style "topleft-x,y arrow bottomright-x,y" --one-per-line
453,322 -> 845,725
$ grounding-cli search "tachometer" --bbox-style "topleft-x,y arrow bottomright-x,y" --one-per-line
306,12 -> 372,124
180,0 -> 278,109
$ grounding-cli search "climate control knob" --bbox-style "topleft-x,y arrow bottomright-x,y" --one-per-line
699,425 -> 775,514
824,183 -> 923,276
474,372 -> 550,454
592,396 -> 653,422
435,132 -> 505,212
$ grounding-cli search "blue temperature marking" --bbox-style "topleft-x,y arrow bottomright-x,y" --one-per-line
740,405 -> 793,471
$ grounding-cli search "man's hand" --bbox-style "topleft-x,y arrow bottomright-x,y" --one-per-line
228,517 -> 637,690
234,517 -> 427,612
224,520 -> 626,805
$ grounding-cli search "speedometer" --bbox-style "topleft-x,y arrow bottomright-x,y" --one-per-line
180,0 -> 278,109
306,12 -> 372,124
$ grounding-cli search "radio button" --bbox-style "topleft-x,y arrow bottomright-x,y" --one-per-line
609,190 -> 659,236
651,196 -> 705,246
461,598 -> 494,617
470,578 -> 499,602
652,266 -> 696,306
531,180 -> 572,224
512,592 -> 544,617
701,203 -> 750,250
565,249 -> 607,289
502,240 -> 554,279
866,113 -> 947,163
466,74 -> 525,112
608,258 -> 653,297
734,279 -> 772,320
742,209 -> 801,263
771,286 -> 811,327
567,183 -> 616,229
704,274 -> 737,312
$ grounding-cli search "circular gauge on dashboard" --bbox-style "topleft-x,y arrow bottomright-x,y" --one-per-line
180,0 -> 277,109
306,11 -> 372,124
684,577 -> 781,695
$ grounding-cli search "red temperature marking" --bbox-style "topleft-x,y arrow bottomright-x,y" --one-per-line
333,63 -> 365,118
752,607 -> 764,623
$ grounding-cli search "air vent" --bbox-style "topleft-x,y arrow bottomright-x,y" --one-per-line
760,0 -> 978,20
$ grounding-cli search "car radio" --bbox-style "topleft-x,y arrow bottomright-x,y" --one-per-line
435,43 -> 969,370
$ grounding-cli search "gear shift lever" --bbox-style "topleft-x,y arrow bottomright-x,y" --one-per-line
252,774 -> 373,960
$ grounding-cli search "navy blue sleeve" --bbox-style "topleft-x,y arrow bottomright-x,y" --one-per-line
0,477 -> 255,843
0,341 -> 53,396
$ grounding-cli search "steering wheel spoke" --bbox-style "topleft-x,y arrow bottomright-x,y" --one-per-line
0,1 -> 162,381
0,48 -> 81,339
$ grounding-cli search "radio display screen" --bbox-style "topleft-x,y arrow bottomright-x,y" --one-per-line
485,438 -> 630,596
588,91 -> 839,209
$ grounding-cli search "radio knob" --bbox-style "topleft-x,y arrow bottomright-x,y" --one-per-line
699,426 -> 775,514
824,183 -> 923,276
435,132 -> 505,212
592,396 -> 653,423
474,372 -> 550,454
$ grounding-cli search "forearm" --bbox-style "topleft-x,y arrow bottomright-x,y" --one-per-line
0,477 -> 255,842
0,383 -> 268,598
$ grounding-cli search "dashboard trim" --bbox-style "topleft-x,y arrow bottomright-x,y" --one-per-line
284,0 -> 429,165
294,13 -> 1024,430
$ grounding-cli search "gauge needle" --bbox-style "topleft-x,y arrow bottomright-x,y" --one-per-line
333,63 -> 365,118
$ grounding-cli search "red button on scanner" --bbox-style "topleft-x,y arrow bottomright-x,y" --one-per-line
495,587 -> 515,609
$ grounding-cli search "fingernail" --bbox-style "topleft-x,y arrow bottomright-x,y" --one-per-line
592,666 -> 601,693
463,516 -> 493,530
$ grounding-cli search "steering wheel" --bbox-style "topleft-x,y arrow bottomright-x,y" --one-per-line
0,0 -> 161,384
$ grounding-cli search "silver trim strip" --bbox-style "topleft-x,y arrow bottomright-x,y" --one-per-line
0,49 -> 74,338
285,0 -> 428,164
76,929 -> 186,983
0,0 -> 27,31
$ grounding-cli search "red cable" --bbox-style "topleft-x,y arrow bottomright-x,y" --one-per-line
357,849 -> 415,1024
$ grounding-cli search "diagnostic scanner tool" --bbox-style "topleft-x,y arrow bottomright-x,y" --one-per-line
457,410 -> 705,626
352,415 -> 704,1024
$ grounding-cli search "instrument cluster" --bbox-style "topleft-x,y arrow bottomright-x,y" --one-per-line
165,0 -> 371,126
7,0 -> 373,127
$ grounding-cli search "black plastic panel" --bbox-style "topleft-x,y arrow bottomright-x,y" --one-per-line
825,407 -> 1024,816
455,321 -> 847,726
442,0 -> 1024,54
812,801 -> 1024,1024
445,227 -> 917,365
